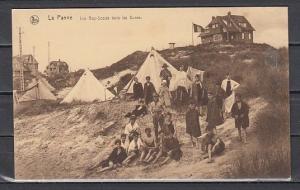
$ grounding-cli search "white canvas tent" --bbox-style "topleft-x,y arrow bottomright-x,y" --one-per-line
28,77 -> 55,92
123,49 -> 181,93
39,77 -> 55,92
18,80 -> 57,102
61,69 -> 114,103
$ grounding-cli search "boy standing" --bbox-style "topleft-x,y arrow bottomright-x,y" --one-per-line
144,76 -> 156,105
149,94 -> 165,141
186,101 -> 201,147
231,93 -> 250,143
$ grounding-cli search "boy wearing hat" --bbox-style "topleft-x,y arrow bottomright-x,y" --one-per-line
144,76 -> 156,105
160,63 -> 172,88
124,114 -> 140,142
231,93 -> 249,143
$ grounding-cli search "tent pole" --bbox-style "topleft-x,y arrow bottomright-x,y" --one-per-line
192,23 -> 194,46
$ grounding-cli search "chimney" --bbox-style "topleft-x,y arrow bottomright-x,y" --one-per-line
228,11 -> 231,16
168,43 -> 175,49
212,16 -> 215,20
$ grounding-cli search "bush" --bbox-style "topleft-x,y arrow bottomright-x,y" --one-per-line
225,102 -> 290,178
226,142 -> 290,178
255,103 -> 289,146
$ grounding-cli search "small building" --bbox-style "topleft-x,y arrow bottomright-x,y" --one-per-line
13,54 -> 39,91
199,11 -> 255,44
168,42 -> 176,49
45,59 -> 69,77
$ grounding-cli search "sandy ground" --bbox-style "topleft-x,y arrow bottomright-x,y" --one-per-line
14,98 -> 267,180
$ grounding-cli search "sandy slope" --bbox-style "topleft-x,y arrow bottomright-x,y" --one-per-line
14,98 -> 267,180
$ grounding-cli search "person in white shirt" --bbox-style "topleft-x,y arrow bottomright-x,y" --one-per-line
122,131 -> 143,165
221,73 -> 240,98
176,65 -> 188,105
124,115 -> 140,142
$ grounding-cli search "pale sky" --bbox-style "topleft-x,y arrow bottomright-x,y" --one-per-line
12,7 -> 288,72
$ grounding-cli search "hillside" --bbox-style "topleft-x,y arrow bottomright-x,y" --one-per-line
93,42 -> 286,92
47,42 -> 286,92
14,97 -> 267,179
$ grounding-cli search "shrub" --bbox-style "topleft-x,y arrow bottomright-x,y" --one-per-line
225,89 -> 290,178
226,142 -> 290,178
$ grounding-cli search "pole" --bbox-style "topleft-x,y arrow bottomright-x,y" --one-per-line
48,41 -> 50,64
19,27 -> 25,91
192,23 -> 194,46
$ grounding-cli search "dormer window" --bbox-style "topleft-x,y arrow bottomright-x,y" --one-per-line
239,22 -> 247,27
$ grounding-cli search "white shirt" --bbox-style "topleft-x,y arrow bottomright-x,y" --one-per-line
176,70 -> 187,87
127,138 -> 143,153
124,122 -> 140,135
221,79 -> 240,91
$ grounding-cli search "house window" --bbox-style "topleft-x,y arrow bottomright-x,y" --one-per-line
249,33 -> 252,39
242,33 -> 245,39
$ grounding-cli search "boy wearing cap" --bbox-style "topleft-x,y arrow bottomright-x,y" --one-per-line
144,76 -> 156,105
160,63 -> 172,88
231,93 -> 249,143
124,115 -> 140,142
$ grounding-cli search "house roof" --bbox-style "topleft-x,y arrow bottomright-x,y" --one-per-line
47,60 -> 68,68
13,54 -> 38,72
201,13 -> 255,37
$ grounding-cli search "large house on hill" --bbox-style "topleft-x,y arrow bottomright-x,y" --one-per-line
199,11 -> 255,44
45,59 -> 69,77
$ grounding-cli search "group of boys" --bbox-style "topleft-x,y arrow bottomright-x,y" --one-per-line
96,70 -> 250,172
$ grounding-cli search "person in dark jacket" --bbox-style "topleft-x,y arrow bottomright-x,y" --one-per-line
160,63 -> 172,88
190,74 -> 203,107
132,77 -> 144,100
231,93 -> 250,143
186,101 -> 201,147
206,93 -> 224,133
98,139 -> 127,173
144,76 -> 156,105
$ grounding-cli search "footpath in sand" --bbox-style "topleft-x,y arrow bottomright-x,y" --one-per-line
14,98 -> 267,180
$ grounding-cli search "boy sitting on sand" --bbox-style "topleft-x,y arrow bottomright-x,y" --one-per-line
122,131 -> 143,166
98,139 -> 127,173
201,131 -> 225,163
139,128 -> 158,163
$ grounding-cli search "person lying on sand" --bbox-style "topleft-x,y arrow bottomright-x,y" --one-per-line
201,131 -> 225,163
122,131 -> 142,166
139,128 -> 158,163
125,98 -> 148,118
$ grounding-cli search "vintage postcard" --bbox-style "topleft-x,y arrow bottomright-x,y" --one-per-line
12,7 -> 290,181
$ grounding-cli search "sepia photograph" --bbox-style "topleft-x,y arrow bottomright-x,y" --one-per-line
12,7 -> 290,181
